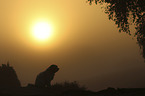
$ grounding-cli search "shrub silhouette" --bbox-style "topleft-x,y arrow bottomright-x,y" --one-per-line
0,62 -> 21,88
51,81 -> 87,91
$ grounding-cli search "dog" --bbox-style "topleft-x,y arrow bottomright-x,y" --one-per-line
35,64 -> 59,88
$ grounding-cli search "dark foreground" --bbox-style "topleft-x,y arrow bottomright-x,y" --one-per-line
0,87 -> 145,96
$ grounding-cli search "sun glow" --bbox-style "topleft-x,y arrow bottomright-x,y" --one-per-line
32,22 -> 52,41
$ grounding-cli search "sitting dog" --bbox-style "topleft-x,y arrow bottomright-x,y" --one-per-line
35,64 -> 59,88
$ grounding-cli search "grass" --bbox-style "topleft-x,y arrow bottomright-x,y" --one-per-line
51,81 -> 87,91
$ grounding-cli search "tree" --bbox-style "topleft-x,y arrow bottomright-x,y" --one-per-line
88,0 -> 145,58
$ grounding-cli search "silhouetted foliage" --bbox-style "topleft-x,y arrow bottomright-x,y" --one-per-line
0,62 -> 21,88
51,81 -> 87,91
35,64 -> 59,88
88,0 -> 145,58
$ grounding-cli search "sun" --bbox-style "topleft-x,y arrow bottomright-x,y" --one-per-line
32,22 -> 52,41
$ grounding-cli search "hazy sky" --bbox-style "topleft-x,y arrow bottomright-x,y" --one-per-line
0,0 -> 145,91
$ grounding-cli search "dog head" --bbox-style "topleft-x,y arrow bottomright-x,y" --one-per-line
46,64 -> 59,73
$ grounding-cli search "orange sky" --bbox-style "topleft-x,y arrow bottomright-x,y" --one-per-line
0,0 -> 145,91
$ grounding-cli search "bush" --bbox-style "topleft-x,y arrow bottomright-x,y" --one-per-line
51,81 -> 87,92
